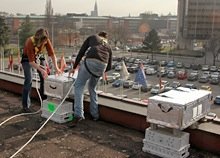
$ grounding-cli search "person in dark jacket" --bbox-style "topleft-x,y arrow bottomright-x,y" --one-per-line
68,31 -> 112,127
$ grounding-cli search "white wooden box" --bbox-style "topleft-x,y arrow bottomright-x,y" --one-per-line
143,127 -> 189,150
147,87 -> 212,130
142,141 -> 190,158
44,74 -> 74,99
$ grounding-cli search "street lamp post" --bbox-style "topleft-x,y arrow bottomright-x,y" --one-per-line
169,40 -> 174,61
0,46 -> 3,71
166,40 -> 170,62
51,22 -> 56,47
52,23 -> 54,46
1,41 -> 5,71
17,29 -> 21,74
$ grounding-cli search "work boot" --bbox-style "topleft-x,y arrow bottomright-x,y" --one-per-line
41,94 -> 47,100
85,113 -> 99,121
67,116 -> 83,128
22,107 -> 32,113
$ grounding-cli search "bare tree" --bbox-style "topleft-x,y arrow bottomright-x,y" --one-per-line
206,37 -> 220,65
0,16 -> 9,70
0,16 -> 9,48
110,23 -> 128,48
18,16 -> 34,49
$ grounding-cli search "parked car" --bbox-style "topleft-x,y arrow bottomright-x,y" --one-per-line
210,77 -> 219,85
162,81 -> 177,92
123,80 -> 134,88
184,83 -> 197,89
161,80 -> 170,87
157,67 -> 167,77
100,75 -> 116,84
167,71 -> 176,79
184,63 -> 191,69
210,65 -> 218,72
132,82 -> 142,90
218,66 -> 220,72
177,69 -> 187,80
159,60 -> 167,66
201,65 -> 209,71
127,66 -> 137,73
176,62 -> 184,68
170,81 -> 181,89
150,84 -> 165,94
164,86 -> 173,92
214,96 -> 220,105
210,72 -> 220,79
191,64 -> 201,70
190,70 -> 199,76
112,72 -> 121,79
187,73 -> 198,81
115,65 -> 122,71
202,71 -> 211,77
167,67 -> 176,73
145,68 -> 157,75
187,71 -> 199,81
112,79 -> 124,87
200,85 -> 212,91
167,61 -> 175,67
198,75 -> 209,83
141,84 -> 152,92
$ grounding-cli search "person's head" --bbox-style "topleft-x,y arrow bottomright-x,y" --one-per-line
34,28 -> 49,45
98,31 -> 108,39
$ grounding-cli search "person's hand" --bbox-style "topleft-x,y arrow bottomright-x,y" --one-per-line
69,68 -> 75,77
55,67 -> 62,75
40,69 -> 48,79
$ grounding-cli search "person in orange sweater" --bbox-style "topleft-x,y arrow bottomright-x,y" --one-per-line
21,28 -> 61,112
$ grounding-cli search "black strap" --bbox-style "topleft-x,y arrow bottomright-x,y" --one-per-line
21,54 -> 29,63
84,58 -> 99,78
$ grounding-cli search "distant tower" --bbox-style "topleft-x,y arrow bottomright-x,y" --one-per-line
91,1 -> 98,17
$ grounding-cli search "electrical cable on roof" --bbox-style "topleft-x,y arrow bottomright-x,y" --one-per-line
10,78 -> 75,158
0,72 -> 42,127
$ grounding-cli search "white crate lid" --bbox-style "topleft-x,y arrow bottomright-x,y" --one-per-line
46,72 -> 77,82
149,87 -> 211,106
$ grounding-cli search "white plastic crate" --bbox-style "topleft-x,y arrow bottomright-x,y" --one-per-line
44,74 -> 74,99
42,97 -> 72,115
144,127 -> 189,150
142,141 -> 190,158
41,109 -> 73,124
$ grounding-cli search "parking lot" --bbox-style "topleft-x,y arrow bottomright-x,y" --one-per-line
4,50 -> 220,113
96,52 -> 220,116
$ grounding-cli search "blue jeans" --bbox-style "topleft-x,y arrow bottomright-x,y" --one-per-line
22,62 -> 32,108
22,60 -> 46,108
73,60 -> 106,119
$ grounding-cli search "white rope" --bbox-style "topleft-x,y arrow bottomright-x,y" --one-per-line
0,73 -> 42,127
10,80 -> 74,158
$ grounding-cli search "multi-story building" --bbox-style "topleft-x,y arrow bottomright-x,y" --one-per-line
5,14 -> 176,48
3,1 -> 177,48
177,0 -> 220,50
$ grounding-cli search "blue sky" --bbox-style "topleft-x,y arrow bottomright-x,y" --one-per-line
0,0 -> 177,17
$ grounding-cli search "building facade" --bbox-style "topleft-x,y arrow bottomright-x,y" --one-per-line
5,14 -> 177,49
177,0 -> 220,50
